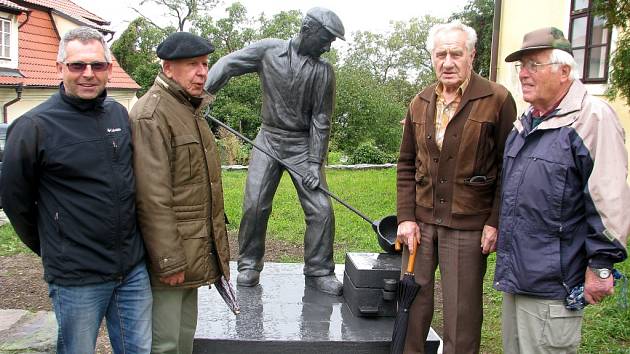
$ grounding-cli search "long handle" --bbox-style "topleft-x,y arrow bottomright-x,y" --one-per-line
207,114 -> 376,225
395,239 -> 417,273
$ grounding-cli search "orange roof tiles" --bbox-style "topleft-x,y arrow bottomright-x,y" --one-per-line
0,0 -> 28,12
0,2 -> 139,90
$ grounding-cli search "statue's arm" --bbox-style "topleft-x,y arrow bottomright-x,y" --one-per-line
308,64 -> 335,164
205,40 -> 271,94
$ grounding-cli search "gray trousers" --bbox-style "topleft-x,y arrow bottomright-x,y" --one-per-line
237,128 -> 335,276
151,287 -> 198,354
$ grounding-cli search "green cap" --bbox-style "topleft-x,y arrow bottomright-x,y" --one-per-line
505,27 -> 572,62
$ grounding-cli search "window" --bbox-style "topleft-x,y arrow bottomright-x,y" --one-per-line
569,0 -> 612,83
0,18 -> 10,59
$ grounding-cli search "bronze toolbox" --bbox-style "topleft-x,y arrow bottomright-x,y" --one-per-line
342,252 -> 401,317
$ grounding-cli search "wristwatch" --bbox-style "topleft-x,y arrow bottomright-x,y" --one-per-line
590,267 -> 612,279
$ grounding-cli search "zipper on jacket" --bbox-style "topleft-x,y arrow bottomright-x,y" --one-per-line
112,139 -> 119,162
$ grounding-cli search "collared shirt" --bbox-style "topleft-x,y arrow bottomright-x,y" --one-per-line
434,76 -> 470,149
205,38 -> 335,163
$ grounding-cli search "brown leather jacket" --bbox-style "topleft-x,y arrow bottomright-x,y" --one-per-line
397,73 -> 516,230
129,73 -> 230,288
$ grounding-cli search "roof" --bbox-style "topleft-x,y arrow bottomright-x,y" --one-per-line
19,0 -> 109,26
0,0 -> 28,12
0,7 -> 139,90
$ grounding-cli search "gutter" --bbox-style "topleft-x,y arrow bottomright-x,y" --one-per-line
3,84 -> 23,123
490,0 -> 502,82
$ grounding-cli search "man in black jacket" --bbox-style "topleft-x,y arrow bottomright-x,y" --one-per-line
0,27 -> 151,354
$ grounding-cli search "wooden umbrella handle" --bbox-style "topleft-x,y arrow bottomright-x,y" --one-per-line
395,239 -> 417,273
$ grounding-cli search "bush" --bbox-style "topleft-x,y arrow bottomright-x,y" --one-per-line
216,127 -> 251,165
327,151 -> 344,165
349,142 -> 391,164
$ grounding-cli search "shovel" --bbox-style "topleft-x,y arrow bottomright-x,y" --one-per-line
207,114 -> 399,253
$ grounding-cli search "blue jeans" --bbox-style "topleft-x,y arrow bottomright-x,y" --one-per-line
48,262 -> 153,354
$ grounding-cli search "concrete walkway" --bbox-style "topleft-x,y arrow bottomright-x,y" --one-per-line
0,309 -> 56,353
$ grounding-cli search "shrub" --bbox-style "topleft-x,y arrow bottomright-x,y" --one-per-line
217,127 -> 250,165
349,142 -> 390,164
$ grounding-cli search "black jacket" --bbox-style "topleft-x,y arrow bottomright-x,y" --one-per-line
0,85 -> 145,285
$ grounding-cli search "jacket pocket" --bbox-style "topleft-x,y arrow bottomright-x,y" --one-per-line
176,219 -> 210,283
451,176 -> 497,215
172,135 -> 203,186
415,169 -> 433,208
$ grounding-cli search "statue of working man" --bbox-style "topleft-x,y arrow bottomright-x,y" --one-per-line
205,7 -> 344,295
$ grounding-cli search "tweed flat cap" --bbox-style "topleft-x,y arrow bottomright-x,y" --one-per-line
306,7 -> 345,41
156,32 -> 215,60
505,27 -> 572,62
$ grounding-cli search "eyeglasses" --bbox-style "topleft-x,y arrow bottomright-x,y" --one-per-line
63,62 -> 110,73
515,61 -> 559,73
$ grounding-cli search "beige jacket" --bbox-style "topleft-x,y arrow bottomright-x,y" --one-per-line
129,73 -> 230,288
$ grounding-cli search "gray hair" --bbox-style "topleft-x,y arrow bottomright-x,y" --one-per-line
57,27 -> 112,63
549,49 -> 580,81
426,20 -> 477,54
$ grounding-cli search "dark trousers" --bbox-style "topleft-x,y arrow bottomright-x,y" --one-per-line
237,128 -> 335,276
401,223 -> 487,354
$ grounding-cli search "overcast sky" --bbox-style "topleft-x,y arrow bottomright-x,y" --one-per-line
72,0 -> 470,40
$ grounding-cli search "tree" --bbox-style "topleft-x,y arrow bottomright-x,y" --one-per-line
593,0 -> 630,106
111,17 -> 171,95
343,16 -> 443,103
135,0 -> 218,32
449,0 -> 494,78
257,10 -> 303,40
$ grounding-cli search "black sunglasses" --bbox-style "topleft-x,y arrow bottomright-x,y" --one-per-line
63,61 -> 110,73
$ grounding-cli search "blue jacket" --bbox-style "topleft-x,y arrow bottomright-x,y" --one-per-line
494,80 -> 629,299
0,85 -> 145,286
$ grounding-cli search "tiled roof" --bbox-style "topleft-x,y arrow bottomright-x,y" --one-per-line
19,0 -> 109,25
0,8 -> 139,90
0,0 -> 28,12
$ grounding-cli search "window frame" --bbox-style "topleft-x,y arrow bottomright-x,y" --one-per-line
568,0 -> 613,84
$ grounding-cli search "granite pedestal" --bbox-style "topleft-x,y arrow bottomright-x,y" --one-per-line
194,260 -> 441,354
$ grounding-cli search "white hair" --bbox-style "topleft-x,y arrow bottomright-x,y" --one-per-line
426,20 -> 477,54
549,49 -> 580,81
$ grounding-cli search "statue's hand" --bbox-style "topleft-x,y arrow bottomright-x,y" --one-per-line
302,163 -> 321,190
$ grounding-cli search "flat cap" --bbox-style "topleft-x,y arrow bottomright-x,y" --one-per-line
156,32 -> 215,60
505,27 -> 572,62
306,7 -> 345,41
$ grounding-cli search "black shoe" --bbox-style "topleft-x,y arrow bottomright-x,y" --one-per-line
305,274 -> 343,296
237,269 -> 260,286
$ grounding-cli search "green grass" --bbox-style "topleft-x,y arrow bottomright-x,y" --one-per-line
2,168 -> 629,353
222,168 -> 395,263
0,223 -> 28,256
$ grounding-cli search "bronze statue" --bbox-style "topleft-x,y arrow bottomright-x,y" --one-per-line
205,7 -> 344,295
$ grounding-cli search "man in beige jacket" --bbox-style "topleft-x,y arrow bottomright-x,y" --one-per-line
129,32 -> 230,354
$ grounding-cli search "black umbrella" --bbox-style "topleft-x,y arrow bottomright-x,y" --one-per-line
391,241 -> 421,354
214,275 -> 240,315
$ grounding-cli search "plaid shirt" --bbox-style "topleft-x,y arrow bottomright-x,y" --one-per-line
434,76 -> 470,149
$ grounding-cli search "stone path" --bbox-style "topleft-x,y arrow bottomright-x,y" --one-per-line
0,309 -> 56,354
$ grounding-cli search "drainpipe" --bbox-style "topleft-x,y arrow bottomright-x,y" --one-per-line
3,84 -> 24,123
490,0 -> 503,82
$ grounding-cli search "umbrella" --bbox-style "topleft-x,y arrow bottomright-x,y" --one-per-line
391,241 -> 421,354
213,275 -> 240,315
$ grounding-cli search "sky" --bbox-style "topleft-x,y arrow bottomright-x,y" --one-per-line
72,0 -> 471,41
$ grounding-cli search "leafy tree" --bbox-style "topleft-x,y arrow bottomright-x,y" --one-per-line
592,0 -> 630,106
257,10 -> 303,40
449,0 -> 494,78
343,16 -> 442,103
111,17 -> 171,95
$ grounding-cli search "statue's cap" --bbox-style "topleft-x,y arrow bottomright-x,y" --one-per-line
305,7 -> 345,41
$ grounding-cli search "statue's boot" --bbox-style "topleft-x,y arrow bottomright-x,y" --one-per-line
237,269 -> 260,286
306,274 -> 343,296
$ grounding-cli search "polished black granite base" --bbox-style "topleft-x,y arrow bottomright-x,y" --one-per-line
193,260 -> 441,354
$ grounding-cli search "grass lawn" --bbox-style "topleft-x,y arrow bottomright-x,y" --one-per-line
1,167 -> 628,353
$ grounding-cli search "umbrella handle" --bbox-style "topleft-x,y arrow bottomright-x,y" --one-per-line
395,240 -> 417,273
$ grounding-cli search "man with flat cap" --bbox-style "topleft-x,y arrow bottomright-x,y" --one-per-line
129,32 -> 231,354
495,27 -> 629,353
205,7 -> 344,295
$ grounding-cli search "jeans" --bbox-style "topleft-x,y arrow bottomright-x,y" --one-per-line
48,262 -> 153,354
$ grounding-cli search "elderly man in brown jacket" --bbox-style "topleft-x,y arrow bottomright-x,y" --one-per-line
129,32 -> 230,354
396,21 -> 516,353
